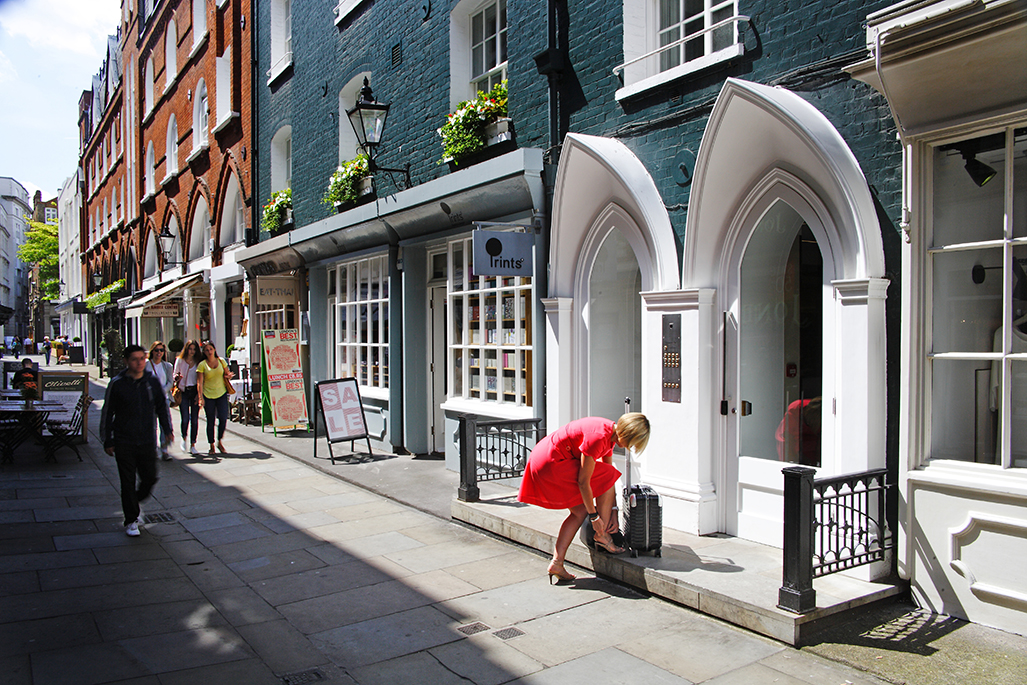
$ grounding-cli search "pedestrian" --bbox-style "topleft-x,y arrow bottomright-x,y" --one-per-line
99,344 -> 174,537
146,341 -> 175,460
196,340 -> 233,457
12,336 -> 20,359
517,413 -> 651,583
52,337 -> 63,364
42,337 -> 51,365
11,358 -> 38,396
173,340 -> 202,455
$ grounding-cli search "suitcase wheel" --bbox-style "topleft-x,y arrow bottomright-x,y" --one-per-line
630,549 -> 638,558
654,548 -> 662,558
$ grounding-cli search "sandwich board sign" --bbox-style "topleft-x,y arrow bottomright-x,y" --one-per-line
314,377 -> 371,464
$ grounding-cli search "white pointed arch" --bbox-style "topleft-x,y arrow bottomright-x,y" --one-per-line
683,78 -> 884,287
550,132 -> 679,298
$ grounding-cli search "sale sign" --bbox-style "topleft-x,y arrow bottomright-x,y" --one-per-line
317,378 -> 369,442
262,328 -> 308,428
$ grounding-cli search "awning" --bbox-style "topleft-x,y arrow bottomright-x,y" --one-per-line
846,1 -> 1027,136
236,231 -> 305,278
124,273 -> 203,318
55,298 -> 90,314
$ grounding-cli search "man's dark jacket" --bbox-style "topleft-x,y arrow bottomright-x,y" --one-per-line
100,369 -> 173,449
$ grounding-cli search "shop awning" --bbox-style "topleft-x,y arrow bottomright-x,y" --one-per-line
846,1 -> 1027,136
236,231 -> 305,278
55,298 -> 90,314
123,273 -> 203,318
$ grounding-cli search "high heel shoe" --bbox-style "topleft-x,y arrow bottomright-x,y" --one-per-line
547,560 -> 576,584
593,533 -> 626,555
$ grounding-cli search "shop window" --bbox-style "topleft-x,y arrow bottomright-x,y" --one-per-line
927,126 -> 1027,468
271,125 -> 292,192
447,236 -> 533,407
333,255 -> 389,392
268,0 -> 292,83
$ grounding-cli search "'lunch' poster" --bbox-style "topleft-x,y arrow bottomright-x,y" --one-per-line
261,328 -> 308,429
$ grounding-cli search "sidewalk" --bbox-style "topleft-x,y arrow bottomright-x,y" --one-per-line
1,356 -> 1022,684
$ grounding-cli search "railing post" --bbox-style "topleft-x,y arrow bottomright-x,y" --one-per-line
457,414 -> 480,502
778,466 -> 817,613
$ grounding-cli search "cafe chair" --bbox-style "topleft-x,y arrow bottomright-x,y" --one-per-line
42,394 -> 93,463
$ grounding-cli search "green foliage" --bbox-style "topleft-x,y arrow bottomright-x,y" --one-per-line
85,279 -> 126,309
225,344 -> 235,357
18,218 -> 60,300
322,154 -> 371,209
438,81 -> 508,164
167,338 -> 184,355
260,188 -> 293,234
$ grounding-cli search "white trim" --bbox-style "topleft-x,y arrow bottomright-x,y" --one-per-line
335,0 -> 365,24
617,43 -> 744,101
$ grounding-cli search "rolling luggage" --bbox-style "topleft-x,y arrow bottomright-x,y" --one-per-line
623,483 -> 662,557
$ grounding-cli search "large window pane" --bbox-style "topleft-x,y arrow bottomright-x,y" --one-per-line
933,132 -> 1006,246
932,358 -> 993,462
932,247 -> 1003,354
1015,128 -> 1026,240
1011,360 -> 1027,468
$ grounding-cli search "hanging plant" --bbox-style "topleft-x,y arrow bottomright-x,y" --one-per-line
322,154 -> 371,210
260,188 -> 293,234
438,81 -> 508,165
85,279 -> 126,309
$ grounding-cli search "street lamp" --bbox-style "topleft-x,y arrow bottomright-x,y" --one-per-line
157,226 -> 184,267
346,77 -> 411,188
92,272 -> 103,291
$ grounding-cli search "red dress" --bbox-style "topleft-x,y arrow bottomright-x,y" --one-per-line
518,416 -> 622,509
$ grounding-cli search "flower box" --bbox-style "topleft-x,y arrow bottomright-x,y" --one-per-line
334,178 -> 376,212
485,117 -> 514,146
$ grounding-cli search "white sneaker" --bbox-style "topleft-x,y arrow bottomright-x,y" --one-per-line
126,521 -> 140,537
190,444 -> 199,455
180,440 -> 188,452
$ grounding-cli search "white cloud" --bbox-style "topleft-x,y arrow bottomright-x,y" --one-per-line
0,0 -> 120,58
0,49 -> 16,85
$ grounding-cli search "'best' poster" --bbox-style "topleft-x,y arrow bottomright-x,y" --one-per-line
262,328 -> 308,428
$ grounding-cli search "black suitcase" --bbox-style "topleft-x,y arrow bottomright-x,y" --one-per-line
623,483 -> 662,557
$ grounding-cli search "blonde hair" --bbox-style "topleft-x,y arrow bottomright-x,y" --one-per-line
616,412 -> 650,454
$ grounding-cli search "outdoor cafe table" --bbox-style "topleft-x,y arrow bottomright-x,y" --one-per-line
0,399 -> 65,463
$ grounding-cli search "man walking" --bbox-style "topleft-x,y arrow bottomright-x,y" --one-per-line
100,344 -> 174,536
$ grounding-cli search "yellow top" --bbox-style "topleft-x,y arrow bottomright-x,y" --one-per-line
198,358 -> 227,399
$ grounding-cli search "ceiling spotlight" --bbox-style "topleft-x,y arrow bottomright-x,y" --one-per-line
963,152 -> 997,187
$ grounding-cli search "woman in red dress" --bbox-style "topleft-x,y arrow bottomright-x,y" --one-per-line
519,413 -> 650,583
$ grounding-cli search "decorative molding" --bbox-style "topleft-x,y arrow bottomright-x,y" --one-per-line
950,512 -> 1027,610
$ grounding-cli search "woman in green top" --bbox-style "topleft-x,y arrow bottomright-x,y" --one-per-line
197,341 -> 233,456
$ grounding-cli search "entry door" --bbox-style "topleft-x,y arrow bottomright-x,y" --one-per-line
729,201 -> 824,546
429,286 -> 447,454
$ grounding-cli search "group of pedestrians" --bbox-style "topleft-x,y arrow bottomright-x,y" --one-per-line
100,338 -> 235,537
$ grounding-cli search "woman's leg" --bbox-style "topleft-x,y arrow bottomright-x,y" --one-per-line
203,397 -> 217,445
554,504 -> 587,563
188,391 -> 199,444
215,394 -> 229,440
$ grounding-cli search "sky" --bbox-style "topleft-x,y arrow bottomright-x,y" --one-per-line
0,0 -> 121,201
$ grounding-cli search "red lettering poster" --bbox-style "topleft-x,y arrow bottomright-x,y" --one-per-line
262,328 -> 308,429
316,377 -> 368,442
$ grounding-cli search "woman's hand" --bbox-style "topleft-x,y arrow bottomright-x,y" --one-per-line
589,515 -> 605,533
198,397 -> 205,409
606,516 -> 619,535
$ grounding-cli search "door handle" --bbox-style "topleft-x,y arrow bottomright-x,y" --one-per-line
732,400 -> 752,416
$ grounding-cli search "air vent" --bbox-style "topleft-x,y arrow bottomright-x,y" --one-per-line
392,43 -> 403,67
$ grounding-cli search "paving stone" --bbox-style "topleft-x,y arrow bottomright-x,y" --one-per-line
0,548 -> 96,574
226,548 -> 327,583
0,535 -> 55,554
28,642 -> 151,685
319,530 -> 425,560
53,530 -> 146,551
0,519 -> 97,540
39,558 -> 183,591
0,653 -> 32,685
208,529 -> 315,563
278,576 -> 438,634
235,618 -> 327,674
309,605 -> 462,669
205,586 -> 282,627
384,536 -> 516,574
445,550 -> 547,591
0,570 -> 38,597
118,626 -> 253,673
429,631 -> 546,685
347,651 -> 471,685
178,511 -> 253,533
701,661 -> 810,684
250,557 -> 393,606
0,576 -> 203,622
261,510 -> 340,534
93,598 -> 230,641
179,556 -> 246,592
155,658 -> 282,685
0,497 -> 66,512
513,647 -> 692,684
0,613 -> 101,658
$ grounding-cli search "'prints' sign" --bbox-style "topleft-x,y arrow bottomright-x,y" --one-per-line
472,229 -> 533,277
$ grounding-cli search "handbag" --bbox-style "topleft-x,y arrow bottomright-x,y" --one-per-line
169,384 -> 182,408
223,360 -> 236,396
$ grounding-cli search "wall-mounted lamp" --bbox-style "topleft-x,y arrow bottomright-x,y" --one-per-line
157,226 -> 185,268
963,152 -> 997,187
347,77 -> 411,188
92,272 -> 103,290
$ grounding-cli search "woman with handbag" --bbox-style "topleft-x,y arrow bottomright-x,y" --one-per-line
173,340 -> 202,455
197,340 -> 234,457
146,341 -> 175,460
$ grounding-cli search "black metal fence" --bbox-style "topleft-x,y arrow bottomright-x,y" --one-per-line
457,414 -> 545,502
779,466 -> 894,613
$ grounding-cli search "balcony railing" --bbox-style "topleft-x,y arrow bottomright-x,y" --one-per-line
457,414 -> 545,503
779,466 -> 894,613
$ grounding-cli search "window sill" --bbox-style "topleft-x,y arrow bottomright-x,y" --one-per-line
440,397 -> 535,420
186,142 -> 209,163
190,31 -> 208,60
160,171 -> 178,187
357,385 -> 390,402
909,459 -> 1027,498
615,43 -> 745,101
266,53 -> 293,86
142,106 -> 155,125
335,0 -> 366,24
213,112 -> 239,134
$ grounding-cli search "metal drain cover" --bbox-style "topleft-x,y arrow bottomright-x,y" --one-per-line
458,622 -> 491,636
493,627 -> 525,640
281,668 -> 325,684
143,512 -> 175,524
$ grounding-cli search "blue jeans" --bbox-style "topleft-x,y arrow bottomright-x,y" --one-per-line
203,392 -> 229,445
179,387 -> 199,445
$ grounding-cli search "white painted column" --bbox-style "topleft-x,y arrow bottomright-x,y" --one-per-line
832,278 -> 890,473
640,288 -> 720,534
542,297 -> 573,431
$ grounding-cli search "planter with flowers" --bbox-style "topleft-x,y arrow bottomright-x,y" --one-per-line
322,154 -> 375,213
438,81 -> 514,171
260,188 -> 294,236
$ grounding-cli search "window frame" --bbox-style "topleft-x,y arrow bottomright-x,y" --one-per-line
469,0 -> 507,94
920,122 -> 1027,470
332,254 -> 390,397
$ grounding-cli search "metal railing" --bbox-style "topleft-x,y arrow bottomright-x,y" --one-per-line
779,466 -> 894,613
612,15 -> 750,77
457,414 -> 545,503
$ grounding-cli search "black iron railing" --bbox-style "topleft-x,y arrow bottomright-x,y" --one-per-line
779,466 -> 894,613
457,414 -> 545,502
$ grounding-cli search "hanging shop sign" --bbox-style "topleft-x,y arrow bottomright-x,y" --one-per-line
256,277 -> 299,307
472,229 -> 533,277
313,377 -> 372,464
142,302 -> 181,318
261,328 -> 308,430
